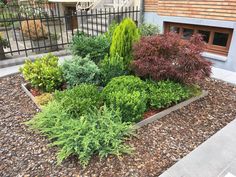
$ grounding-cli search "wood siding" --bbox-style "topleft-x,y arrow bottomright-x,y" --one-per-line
144,0 -> 236,21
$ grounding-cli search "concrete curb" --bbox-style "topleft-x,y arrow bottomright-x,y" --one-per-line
0,50 -> 70,69
135,90 -> 208,128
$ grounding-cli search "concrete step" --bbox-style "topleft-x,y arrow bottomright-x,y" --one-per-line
77,27 -> 105,36
103,3 -> 115,8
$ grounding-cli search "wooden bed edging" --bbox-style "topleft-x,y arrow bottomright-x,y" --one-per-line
21,83 -> 41,110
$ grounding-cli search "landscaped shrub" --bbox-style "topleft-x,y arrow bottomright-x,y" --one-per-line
147,80 -> 192,108
104,89 -> 147,122
27,103 -> 134,166
104,21 -> 118,43
99,53 -> 127,85
20,54 -> 63,92
102,75 -> 146,96
102,76 -> 147,122
35,93 -> 53,107
139,23 -> 160,36
22,20 -> 48,40
110,18 -> 140,69
70,32 -> 110,64
61,55 -> 100,88
54,84 -> 100,117
132,32 -> 212,84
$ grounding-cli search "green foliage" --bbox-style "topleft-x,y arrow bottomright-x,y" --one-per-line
147,80 -> 192,108
35,93 -> 53,107
70,32 -> 110,64
104,21 -> 119,43
139,23 -> 160,36
0,1 -> 4,7
26,103 -> 134,166
61,55 -> 100,88
99,53 -> 127,85
104,90 -> 147,122
19,54 -> 63,92
102,76 -> 147,122
102,75 -> 146,96
54,84 -> 100,117
110,18 -> 140,68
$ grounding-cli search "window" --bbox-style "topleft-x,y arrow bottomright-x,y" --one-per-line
198,30 -> 210,43
213,32 -> 229,47
183,28 -> 194,40
170,26 -> 180,33
164,22 -> 233,56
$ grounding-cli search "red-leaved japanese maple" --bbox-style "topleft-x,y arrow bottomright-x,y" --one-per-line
131,32 -> 212,84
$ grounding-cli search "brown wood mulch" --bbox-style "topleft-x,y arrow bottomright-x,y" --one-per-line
1,74 -> 236,177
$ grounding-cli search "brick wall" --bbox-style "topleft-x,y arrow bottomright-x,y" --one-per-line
144,0 -> 236,21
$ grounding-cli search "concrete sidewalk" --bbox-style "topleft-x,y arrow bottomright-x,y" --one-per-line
0,55 -> 72,78
159,67 -> 236,177
159,119 -> 236,177
211,67 -> 236,86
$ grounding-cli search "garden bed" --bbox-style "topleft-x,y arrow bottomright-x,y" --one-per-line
6,18 -> 224,176
21,82 -> 208,128
1,74 -> 236,177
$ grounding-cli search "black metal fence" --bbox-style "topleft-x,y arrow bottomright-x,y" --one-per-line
0,2 -> 140,60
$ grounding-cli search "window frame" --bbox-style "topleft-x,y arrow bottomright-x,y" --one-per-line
164,22 -> 233,56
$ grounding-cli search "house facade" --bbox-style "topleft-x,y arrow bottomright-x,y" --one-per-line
144,0 -> 236,72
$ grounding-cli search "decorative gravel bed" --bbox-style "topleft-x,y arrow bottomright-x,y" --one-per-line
1,74 -> 236,177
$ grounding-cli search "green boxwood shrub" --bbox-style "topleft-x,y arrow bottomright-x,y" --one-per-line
19,53 -> 63,92
104,90 -> 147,122
54,84 -> 100,117
102,75 -> 146,96
99,53 -> 127,85
147,80 -> 192,108
70,32 -> 110,64
102,76 -> 147,122
61,55 -> 100,88
110,18 -> 140,68
26,103 -> 134,166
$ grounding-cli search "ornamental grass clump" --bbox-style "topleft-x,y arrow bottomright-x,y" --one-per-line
22,20 -> 48,40
110,18 -> 140,69
132,32 -> 212,85
26,103 -> 134,166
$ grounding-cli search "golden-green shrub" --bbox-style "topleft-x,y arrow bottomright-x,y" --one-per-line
35,93 -> 53,107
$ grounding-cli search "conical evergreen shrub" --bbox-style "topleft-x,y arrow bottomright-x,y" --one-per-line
110,18 -> 140,69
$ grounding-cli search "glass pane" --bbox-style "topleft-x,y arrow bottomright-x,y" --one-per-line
182,28 -> 194,40
170,26 -> 180,33
198,30 -> 210,43
213,32 -> 229,47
